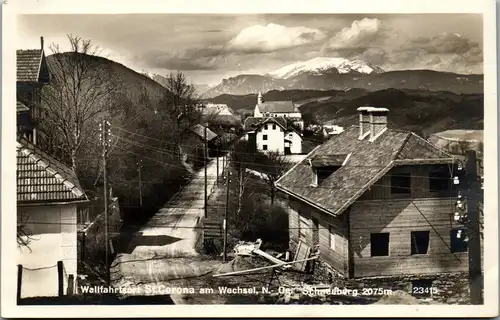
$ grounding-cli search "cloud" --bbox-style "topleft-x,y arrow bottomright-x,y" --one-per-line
226,23 -> 326,53
326,18 -> 389,50
138,47 -> 225,71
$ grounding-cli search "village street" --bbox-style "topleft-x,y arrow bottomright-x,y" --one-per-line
110,157 -> 226,302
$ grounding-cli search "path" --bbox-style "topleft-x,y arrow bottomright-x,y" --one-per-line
110,157 -> 226,298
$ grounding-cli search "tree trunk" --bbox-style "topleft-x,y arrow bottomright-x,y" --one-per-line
270,186 -> 275,206
237,168 -> 244,218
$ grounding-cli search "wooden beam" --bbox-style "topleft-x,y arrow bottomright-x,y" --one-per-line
213,255 -> 319,277
252,249 -> 291,269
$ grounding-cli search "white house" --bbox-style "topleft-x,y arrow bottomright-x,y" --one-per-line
203,103 -> 235,116
244,117 -> 303,155
17,137 -> 89,298
253,92 -> 304,130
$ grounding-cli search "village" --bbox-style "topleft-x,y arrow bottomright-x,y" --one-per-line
15,34 -> 484,306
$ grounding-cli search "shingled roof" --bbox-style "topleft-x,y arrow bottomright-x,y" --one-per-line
244,116 -> 288,131
189,124 -> 218,142
275,126 -> 454,216
17,138 -> 88,204
257,101 -> 300,114
17,49 -> 46,82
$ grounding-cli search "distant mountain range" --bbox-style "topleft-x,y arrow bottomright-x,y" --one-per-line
202,57 -> 483,98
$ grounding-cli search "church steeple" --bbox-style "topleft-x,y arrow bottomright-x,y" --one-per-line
257,91 -> 263,104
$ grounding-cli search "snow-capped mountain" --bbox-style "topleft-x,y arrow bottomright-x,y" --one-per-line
204,74 -> 287,98
268,57 -> 384,79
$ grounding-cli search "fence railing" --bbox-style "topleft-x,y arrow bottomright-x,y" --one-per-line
17,260 -> 74,301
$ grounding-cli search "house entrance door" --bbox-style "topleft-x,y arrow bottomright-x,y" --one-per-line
284,146 -> 291,155
311,217 -> 319,247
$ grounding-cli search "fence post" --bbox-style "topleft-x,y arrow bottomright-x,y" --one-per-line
57,260 -> 64,296
67,274 -> 74,295
17,264 -> 22,303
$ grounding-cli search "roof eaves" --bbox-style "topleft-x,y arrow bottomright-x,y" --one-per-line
275,183 -> 334,216
36,50 -> 43,82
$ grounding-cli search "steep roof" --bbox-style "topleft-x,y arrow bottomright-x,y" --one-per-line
189,124 -> 218,142
17,138 -> 88,204
257,101 -> 300,114
276,126 -> 454,216
17,49 -> 46,82
244,116 -> 289,132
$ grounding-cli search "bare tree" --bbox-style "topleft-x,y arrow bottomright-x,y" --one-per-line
259,151 -> 290,206
40,34 -> 122,170
17,213 -> 36,252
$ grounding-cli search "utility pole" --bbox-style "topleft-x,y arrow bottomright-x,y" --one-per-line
465,150 -> 483,304
138,159 -> 143,207
100,119 -> 111,286
204,124 -> 208,219
216,144 -> 220,184
223,170 -> 230,262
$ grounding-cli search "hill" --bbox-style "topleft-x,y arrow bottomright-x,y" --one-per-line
203,69 -> 483,98
207,88 -> 483,136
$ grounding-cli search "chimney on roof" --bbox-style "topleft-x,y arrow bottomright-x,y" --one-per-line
357,107 -> 371,139
369,107 -> 389,141
40,36 -> 44,50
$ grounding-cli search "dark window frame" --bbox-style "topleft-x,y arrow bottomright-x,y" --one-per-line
263,134 -> 268,140
429,170 -> 451,192
262,144 -> 268,151
391,172 -> 411,195
370,233 -> 390,257
272,124 -> 276,130
411,231 -> 430,255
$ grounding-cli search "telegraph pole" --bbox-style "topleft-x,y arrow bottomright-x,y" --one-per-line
204,124 -> 208,219
100,119 -> 111,286
138,159 -> 143,207
216,144 -> 220,183
223,170 -> 230,262
465,150 -> 483,304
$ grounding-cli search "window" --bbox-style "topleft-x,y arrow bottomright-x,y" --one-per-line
391,172 -> 411,194
329,226 -> 336,251
316,166 -> 340,185
262,145 -> 268,151
273,124 -> 276,130
289,133 -> 293,138
264,124 -> 268,130
450,229 -> 468,253
411,231 -> 430,255
370,233 -> 390,256
263,134 -> 268,140
299,216 -> 308,241
429,171 -> 451,192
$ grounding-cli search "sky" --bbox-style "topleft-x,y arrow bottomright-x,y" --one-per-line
17,14 -> 483,86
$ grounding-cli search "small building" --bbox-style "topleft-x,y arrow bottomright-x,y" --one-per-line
244,117 -> 303,155
180,124 -> 219,161
17,137 -> 89,298
322,124 -> 345,137
276,106 -> 467,278
16,36 -> 51,145
253,92 -> 304,131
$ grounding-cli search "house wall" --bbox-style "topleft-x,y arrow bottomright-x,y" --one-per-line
256,123 -> 284,153
17,204 -> 78,297
288,198 -> 349,276
359,164 -> 455,200
349,197 -> 468,278
285,131 -> 303,154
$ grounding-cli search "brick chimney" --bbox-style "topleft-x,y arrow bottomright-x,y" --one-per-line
369,107 -> 389,141
357,106 -> 371,139
40,36 -> 44,50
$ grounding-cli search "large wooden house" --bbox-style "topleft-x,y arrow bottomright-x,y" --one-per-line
17,37 -> 51,145
276,106 -> 467,278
